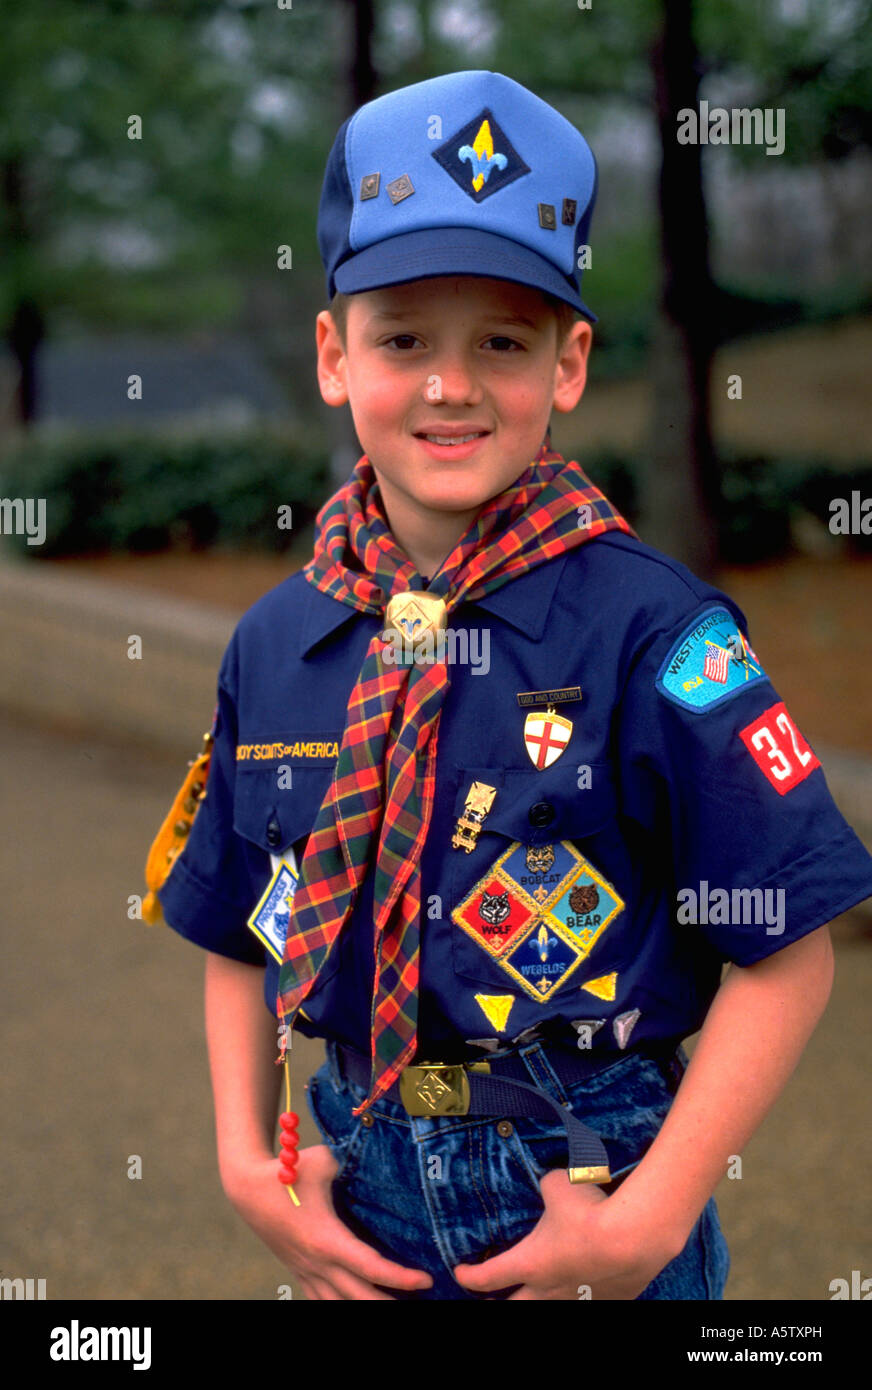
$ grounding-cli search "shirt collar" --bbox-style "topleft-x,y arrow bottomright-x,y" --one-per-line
299,551 -> 570,657
460,552 -> 569,641
299,579 -> 363,657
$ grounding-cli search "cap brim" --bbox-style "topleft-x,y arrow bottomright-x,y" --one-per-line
333,227 -> 596,322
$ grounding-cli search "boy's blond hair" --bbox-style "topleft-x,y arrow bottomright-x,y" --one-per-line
328,288 -> 578,348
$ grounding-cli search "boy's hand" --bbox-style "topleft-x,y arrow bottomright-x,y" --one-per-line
226,1143 -> 434,1300
453,1168 -> 679,1300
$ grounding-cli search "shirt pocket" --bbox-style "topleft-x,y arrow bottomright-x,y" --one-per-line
233,760 -> 340,983
448,760 -> 622,1003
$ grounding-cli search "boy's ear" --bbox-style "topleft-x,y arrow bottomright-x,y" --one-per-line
316,310 -> 349,407
551,319 -> 592,414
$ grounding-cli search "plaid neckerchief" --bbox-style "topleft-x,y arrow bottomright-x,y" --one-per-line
277,442 -> 635,1113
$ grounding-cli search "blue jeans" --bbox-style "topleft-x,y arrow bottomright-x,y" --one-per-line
304,1039 -> 730,1300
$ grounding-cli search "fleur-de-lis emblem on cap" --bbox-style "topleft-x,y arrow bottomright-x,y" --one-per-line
458,118 -> 508,192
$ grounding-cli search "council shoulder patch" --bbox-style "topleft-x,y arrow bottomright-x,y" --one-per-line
655,607 -> 766,713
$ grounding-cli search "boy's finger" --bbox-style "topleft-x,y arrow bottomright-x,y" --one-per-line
453,1245 -> 529,1291
330,1225 -> 433,1289
327,1267 -> 397,1301
306,1276 -> 341,1301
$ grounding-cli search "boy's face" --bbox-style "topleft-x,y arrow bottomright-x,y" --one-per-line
316,276 -> 591,535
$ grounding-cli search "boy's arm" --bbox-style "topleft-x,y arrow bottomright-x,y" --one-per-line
204,953 -> 282,1191
203,952 -> 434,1298
614,921 -> 834,1247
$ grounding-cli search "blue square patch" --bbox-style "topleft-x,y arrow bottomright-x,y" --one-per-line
247,862 -> 298,964
499,920 -> 585,1002
496,840 -> 580,907
546,864 -> 624,954
432,108 -> 531,203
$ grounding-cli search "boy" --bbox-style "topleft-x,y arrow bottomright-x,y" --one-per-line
147,70 -> 872,1300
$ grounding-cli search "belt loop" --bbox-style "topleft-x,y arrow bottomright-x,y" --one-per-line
519,1040 -> 569,1105
325,1038 -> 344,1092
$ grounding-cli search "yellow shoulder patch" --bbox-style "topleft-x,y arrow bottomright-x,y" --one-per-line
142,730 -> 213,925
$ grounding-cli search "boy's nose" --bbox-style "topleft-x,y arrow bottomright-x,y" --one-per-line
425,353 -> 483,406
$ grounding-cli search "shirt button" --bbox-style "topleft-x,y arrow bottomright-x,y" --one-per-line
360,1112 -> 375,1128
528,801 -> 555,828
266,817 -> 282,848
496,1119 -> 514,1138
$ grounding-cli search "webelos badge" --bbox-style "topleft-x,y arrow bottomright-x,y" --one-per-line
517,686 -> 582,770
432,108 -> 531,204
247,852 -> 300,964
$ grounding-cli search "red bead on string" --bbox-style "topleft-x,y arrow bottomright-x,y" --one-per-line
277,1111 -> 300,1185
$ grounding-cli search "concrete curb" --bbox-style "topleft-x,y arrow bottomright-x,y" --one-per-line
0,557 -> 234,756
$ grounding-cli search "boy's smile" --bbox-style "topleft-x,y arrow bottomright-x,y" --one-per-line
316,276 -> 591,575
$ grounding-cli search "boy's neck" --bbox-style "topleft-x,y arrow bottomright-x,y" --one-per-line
378,493 -> 482,583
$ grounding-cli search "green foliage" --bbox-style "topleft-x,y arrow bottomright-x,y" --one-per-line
0,424 -> 329,556
577,446 -> 872,562
2,426 -> 869,564
697,0 -> 872,162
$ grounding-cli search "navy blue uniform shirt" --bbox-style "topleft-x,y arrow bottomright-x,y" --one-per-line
159,532 -> 872,1057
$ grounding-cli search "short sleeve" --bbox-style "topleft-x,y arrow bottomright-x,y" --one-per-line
616,599 -> 872,966
158,658 -> 267,966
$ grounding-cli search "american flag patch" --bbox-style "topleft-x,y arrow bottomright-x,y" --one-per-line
703,645 -> 730,683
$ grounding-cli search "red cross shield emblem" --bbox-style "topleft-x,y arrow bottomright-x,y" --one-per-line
523,710 -> 573,769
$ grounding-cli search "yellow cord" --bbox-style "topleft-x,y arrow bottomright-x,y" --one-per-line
283,1059 -> 301,1207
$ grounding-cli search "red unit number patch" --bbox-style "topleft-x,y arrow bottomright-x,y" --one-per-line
739,702 -> 821,795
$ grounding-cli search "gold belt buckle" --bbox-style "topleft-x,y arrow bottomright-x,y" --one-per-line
398,1060 -> 489,1117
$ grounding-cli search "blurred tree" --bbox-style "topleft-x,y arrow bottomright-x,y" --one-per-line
327,0 -> 378,485
0,0 -> 341,426
2,0 -> 870,563
647,0 -> 717,577
482,0 -> 872,571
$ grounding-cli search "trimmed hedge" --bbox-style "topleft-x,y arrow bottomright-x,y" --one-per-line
0,425 -> 330,557
580,448 -> 872,563
0,426 -> 869,563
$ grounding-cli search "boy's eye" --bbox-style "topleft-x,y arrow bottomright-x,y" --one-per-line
386,334 -> 421,349
484,336 -> 522,351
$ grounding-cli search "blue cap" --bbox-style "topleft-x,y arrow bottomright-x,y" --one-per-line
317,70 -> 598,321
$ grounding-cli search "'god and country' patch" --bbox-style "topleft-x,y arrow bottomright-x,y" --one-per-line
655,607 -> 766,713
432,108 -> 530,203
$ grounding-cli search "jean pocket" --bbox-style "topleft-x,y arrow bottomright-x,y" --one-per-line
699,1198 -> 731,1299
305,1065 -> 371,1183
513,1052 -> 676,1186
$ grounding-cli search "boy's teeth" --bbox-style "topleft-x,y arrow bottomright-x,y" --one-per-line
424,433 -> 482,445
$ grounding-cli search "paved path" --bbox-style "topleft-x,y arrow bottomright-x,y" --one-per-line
1,710 -> 870,1300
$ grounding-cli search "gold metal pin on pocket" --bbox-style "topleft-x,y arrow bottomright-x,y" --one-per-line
451,781 -> 497,853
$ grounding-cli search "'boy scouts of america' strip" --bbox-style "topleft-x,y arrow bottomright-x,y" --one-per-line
236,738 -> 341,764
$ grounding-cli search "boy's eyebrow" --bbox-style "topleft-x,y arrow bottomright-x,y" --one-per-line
366,310 -> 542,329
